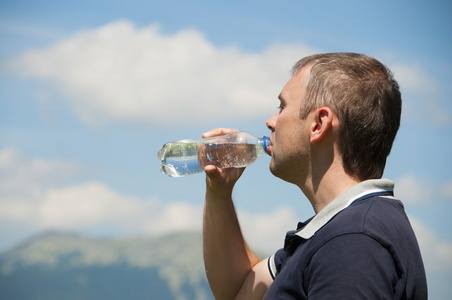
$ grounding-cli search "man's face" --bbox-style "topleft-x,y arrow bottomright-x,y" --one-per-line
265,67 -> 312,184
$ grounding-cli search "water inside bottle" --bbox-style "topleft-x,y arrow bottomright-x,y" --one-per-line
199,143 -> 263,169
158,142 -> 202,177
158,141 -> 264,177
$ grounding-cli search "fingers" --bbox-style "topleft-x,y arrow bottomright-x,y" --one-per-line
202,128 -> 237,138
204,164 -> 245,196
204,164 -> 220,176
201,128 -> 243,194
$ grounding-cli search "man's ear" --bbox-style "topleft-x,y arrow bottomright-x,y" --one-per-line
310,107 -> 334,144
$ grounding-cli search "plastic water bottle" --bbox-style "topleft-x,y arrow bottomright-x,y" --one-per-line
157,131 -> 271,177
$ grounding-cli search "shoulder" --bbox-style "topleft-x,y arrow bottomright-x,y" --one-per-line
304,233 -> 398,299
299,196 -> 415,278
267,196 -> 427,299
306,195 -> 421,262
302,196 -> 427,299
322,195 -> 412,241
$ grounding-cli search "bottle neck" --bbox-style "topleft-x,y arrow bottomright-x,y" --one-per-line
260,136 -> 270,156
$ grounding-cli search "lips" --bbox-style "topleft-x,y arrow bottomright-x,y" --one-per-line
266,136 -> 274,155
266,145 -> 273,155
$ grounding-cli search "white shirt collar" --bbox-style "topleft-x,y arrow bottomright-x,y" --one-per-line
295,178 -> 395,239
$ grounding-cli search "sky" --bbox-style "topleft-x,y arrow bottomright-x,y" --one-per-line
0,0 -> 451,298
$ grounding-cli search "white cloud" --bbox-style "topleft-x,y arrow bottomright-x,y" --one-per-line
441,180 -> 452,200
143,202 -> 203,235
4,20 -> 315,128
0,148 -> 290,255
0,148 -> 84,201
410,217 -> 452,271
394,175 -> 452,271
4,20 -> 449,128
391,63 -> 451,126
32,181 -> 203,236
238,207 -> 299,255
0,148 -> 19,168
395,174 -> 434,204
0,148 -> 203,236
391,63 -> 437,94
395,174 -> 452,204
0,146 -> 290,252
0,148 -> 230,246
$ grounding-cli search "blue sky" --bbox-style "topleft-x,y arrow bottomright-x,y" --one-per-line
1,0 -> 451,298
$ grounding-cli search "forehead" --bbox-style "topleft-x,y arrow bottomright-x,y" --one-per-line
280,66 -> 310,103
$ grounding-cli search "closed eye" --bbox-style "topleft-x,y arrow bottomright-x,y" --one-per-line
277,94 -> 286,113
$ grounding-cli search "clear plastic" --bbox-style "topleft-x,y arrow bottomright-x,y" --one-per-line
157,131 -> 270,177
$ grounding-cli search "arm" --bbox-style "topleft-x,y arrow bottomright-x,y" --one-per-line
202,128 -> 273,300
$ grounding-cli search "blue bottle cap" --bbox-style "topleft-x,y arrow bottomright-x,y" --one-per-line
263,136 -> 270,155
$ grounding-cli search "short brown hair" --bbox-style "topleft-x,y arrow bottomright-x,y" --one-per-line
293,53 -> 401,180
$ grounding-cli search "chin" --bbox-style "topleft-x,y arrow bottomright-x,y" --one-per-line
269,160 -> 302,186
269,161 -> 283,178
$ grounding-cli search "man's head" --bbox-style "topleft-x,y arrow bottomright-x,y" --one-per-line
291,53 -> 401,180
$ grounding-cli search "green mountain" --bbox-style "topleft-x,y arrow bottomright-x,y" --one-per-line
0,231 -> 214,300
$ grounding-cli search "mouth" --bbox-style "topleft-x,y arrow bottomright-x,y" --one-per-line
266,145 -> 272,156
266,136 -> 274,155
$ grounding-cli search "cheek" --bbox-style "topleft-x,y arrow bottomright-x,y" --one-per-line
275,119 -> 307,156
275,116 -> 298,140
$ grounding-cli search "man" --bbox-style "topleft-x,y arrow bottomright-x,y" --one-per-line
202,53 -> 427,299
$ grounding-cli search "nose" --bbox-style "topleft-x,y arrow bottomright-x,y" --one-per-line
266,113 -> 277,132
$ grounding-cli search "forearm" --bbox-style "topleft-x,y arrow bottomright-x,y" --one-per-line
203,189 -> 260,300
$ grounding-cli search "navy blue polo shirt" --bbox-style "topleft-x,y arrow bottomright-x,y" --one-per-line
264,179 -> 427,299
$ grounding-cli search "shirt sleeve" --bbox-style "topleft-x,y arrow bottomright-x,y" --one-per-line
305,233 -> 398,299
268,247 -> 288,279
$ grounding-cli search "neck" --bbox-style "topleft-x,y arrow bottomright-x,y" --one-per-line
300,157 -> 361,214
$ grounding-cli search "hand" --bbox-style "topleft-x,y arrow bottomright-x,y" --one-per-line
202,128 -> 246,197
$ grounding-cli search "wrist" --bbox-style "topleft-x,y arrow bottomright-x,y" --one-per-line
205,184 -> 234,201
